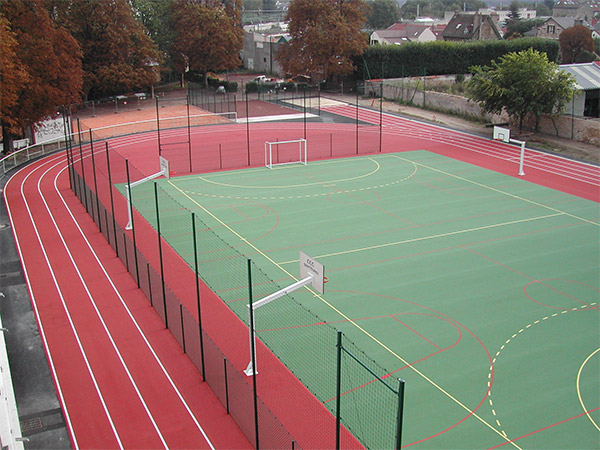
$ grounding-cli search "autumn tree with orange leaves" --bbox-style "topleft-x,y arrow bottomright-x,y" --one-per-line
276,0 -> 370,84
0,0 -> 83,153
50,0 -> 161,99
171,0 -> 244,86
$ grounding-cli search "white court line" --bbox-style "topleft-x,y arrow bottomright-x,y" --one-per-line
52,152 -> 216,449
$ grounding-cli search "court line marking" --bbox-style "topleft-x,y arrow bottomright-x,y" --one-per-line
577,347 -> 600,432
60,149 -> 217,448
193,158 -> 381,189
167,178 -> 523,449
488,304 -> 598,438
389,154 -> 599,226
279,213 -> 564,265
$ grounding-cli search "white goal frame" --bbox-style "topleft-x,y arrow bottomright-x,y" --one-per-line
265,138 -> 307,169
125,156 -> 170,230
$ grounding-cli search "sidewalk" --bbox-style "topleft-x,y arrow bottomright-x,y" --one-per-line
324,93 -> 600,165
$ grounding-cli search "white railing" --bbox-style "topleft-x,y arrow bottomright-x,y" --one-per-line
1,111 -> 238,176
0,312 -> 25,450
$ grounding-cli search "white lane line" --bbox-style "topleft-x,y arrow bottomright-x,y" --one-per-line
53,152 -> 216,449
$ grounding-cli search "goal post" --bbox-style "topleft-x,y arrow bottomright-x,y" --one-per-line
245,252 -> 324,376
125,156 -> 170,230
265,138 -> 307,169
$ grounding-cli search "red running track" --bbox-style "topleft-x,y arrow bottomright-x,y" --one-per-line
5,152 -> 251,449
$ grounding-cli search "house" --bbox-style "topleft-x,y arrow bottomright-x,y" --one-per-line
441,13 -> 502,41
553,0 -> 597,21
560,62 -> 600,117
241,24 -> 290,76
533,17 -> 587,38
370,23 -> 437,45
477,7 -> 537,23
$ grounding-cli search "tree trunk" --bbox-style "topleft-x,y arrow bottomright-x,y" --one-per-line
1,120 -> 14,155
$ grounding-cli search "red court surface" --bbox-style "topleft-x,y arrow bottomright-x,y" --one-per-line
5,105 -> 598,449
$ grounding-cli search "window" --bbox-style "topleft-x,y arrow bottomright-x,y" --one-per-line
548,25 -> 555,34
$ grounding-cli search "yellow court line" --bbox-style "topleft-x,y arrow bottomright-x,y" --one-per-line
278,213 -> 564,265
166,178 -> 523,449
391,154 -> 600,227
576,347 -> 600,432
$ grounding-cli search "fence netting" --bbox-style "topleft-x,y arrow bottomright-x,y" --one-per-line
64,85 -> 405,448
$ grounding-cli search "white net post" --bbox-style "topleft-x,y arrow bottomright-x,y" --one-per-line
125,157 -> 170,230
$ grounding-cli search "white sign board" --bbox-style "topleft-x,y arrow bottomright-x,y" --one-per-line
299,251 -> 325,294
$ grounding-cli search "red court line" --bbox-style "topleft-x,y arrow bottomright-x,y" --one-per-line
486,407 -> 600,449
6,154 -> 251,449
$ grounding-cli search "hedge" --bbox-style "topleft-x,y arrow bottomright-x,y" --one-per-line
356,38 -> 560,79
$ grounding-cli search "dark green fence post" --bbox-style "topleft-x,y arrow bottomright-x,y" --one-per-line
154,182 -> 168,327
125,159 -> 140,288
247,259 -> 259,450
246,91 -> 251,167
355,87 -> 359,155
335,330 -> 343,450
89,129 -> 101,232
156,97 -> 162,155
76,118 -> 89,212
191,212 -> 206,381
379,81 -> 383,153
187,95 -> 192,173
105,142 -> 118,258
396,379 -> 406,450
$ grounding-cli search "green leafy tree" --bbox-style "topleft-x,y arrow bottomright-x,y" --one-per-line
0,0 -> 83,152
559,25 -> 594,64
276,0 -> 370,84
52,0 -> 161,100
507,0 -> 521,22
505,18 -> 544,39
467,48 -> 576,132
171,0 -> 243,86
367,0 -> 401,29
129,0 -> 176,63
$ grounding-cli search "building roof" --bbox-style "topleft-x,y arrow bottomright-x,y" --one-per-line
372,24 -> 434,44
560,63 -> 600,90
442,13 -> 501,39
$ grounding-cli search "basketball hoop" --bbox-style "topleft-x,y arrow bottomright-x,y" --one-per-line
324,276 -> 329,284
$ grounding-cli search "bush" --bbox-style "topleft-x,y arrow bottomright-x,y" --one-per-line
356,38 -> 560,79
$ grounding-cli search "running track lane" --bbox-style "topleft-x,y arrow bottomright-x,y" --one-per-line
5,152 -> 251,449
322,104 -> 600,202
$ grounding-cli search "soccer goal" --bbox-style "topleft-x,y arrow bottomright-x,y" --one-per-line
125,156 -> 170,230
265,138 -> 307,169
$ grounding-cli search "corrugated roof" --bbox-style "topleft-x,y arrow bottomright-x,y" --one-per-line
560,63 -> 600,90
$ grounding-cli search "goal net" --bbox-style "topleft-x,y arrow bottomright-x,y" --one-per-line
265,138 -> 307,169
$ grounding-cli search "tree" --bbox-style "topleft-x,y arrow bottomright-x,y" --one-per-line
0,0 -> 83,152
276,0 -> 370,84
171,0 -> 243,86
0,13 -> 30,152
507,0 -> 521,23
367,0 -> 401,30
559,25 -> 594,64
504,18 -> 544,39
52,0 -> 161,100
467,48 -> 576,133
